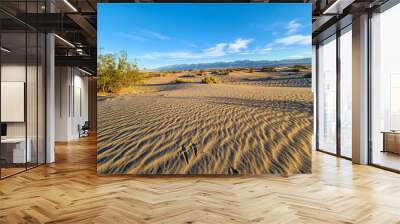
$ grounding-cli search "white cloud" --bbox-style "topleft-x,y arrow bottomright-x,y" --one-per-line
139,52 -> 164,60
239,47 -> 272,55
118,33 -> 146,41
259,47 -> 272,52
286,20 -> 302,34
167,43 -> 227,59
290,54 -> 308,59
168,39 -> 251,59
228,38 -> 253,52
136,38 -> 255,60
203,43 -> 228,57
168,51 -> 200,59
142,29 -> 170,40
118,29 -> 170,41
273,35 -> 310,45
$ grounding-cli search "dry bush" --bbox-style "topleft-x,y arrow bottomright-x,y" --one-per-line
175,78 -> 192,83
201,76 -> 220,84
97,51 -> 145,93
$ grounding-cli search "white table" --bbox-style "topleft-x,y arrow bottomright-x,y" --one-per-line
1,138 -> 31,163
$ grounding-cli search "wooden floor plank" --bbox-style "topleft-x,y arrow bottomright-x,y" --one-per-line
0,135 -> 400,223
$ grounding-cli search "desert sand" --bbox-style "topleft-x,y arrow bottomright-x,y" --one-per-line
97,71 -> 313,175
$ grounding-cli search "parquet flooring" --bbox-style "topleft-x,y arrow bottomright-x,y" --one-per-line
1,135 -> 400,223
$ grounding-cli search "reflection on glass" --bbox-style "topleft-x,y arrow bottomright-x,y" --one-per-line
1,31 -> 27,177
318,35 -> 337,154
0,0 -> 47,179
390,75 -> 400,130
27,31 -> 38,169
340,27 -> 352,158
371,3 -> 400,171
38,33 -> 46,165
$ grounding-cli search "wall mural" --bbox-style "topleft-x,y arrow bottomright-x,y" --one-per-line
97,3 -> 313,175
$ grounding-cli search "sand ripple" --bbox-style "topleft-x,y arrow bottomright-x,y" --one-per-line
97,84 -> 313,175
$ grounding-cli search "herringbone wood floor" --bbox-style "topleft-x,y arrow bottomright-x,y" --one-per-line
1,135 -> 400,224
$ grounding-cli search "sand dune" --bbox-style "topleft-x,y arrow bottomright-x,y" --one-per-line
97,72 -> 313,175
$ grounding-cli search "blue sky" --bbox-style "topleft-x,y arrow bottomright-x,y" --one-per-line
98,3 -> 311,70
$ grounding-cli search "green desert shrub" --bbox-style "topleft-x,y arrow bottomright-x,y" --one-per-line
97,51 -> 145,93
262,67 -> 276,72
181,74 -> 196,78
292,65 -> 308,70
201,76 -> 219,84
220,70 -> 229,76
175,78 -> 191,83
283,68 -> 300,72
197,71 -> 207,76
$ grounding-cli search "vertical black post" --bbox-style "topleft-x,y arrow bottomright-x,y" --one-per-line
336,26 -> 341,157
36,0 -> 39,167
315,44 -> 319,151
367,11 -> 373,165
44,0 -> 48,164
25,0 -> 28,171
44,36 -> 47,164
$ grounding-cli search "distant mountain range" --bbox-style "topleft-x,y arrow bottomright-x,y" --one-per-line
155,58 -> 311,71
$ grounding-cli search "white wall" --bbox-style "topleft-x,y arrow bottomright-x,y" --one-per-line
1,63 -> 46,164
1,65 -> 40,138
55,67 -> 89,141
72,72 -> 89,138
1,64 -> 25,81
1,82 -> 25,122
55,67 -> 70,141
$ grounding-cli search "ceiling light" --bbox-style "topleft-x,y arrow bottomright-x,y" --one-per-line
1,47 -> 11,53
78,68 -> 92,76
323,0 -> 341,14
322,0 -> 355,15
76,48 -> 84,55
54,34 -> 75,48
63,0 -> 78,12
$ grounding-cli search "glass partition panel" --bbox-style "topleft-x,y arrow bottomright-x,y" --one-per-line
0,1 -> 46,179
371,3 -> 400,171
38,32 -> 45,165
339,26 -> 352,158
317,35 -> 337,154
1,30 -> 27,177
27,31 -> 38,169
